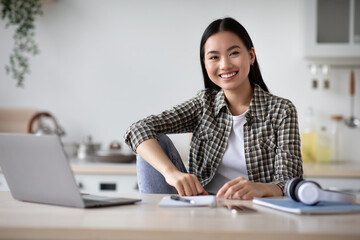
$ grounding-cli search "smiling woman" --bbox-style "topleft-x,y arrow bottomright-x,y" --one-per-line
124,17 -> 303,200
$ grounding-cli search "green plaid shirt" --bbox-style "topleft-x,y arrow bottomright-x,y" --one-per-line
124,84 -> 303,193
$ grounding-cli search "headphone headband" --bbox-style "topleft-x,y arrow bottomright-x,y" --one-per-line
319,189 -> 356,204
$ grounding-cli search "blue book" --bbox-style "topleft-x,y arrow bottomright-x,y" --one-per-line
253,198 -> 360,215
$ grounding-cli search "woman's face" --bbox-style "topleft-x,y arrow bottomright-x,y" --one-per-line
203,31 -> 255,92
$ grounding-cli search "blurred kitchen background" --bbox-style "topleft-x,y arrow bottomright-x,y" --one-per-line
0,0 -> 360,164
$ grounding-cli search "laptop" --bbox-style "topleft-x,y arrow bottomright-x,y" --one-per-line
0,133 -> 141,208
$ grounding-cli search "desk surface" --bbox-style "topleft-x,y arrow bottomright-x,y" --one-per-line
0,192 -> 359,240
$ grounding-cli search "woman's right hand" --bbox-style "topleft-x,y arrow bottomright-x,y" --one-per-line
136,138 -> 207,196
164,169 -> 208,196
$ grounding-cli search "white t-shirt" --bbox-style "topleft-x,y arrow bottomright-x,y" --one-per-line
205,111 -> 249,194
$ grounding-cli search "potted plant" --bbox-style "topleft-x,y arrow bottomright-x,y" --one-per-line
1,0 -> 43,87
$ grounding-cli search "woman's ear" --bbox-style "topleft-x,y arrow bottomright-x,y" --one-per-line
249,47 -> 255,66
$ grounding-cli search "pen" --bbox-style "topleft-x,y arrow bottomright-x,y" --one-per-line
170,196 -> 196,204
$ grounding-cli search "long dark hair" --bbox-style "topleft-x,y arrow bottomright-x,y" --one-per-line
200,17 -> 269,92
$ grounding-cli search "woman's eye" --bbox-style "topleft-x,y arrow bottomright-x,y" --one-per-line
230,51 -> 239,56
209,56 -> 218,60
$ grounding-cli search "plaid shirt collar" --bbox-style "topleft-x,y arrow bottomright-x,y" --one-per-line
214,84 -> 268,121
214,89 -> 227,116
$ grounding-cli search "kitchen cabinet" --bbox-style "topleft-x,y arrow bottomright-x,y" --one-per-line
0,163 -> 138,193
0,172 -> 138,193
71,163 -> 138,194
74,173 -> 138,194
305,0 -> 360,64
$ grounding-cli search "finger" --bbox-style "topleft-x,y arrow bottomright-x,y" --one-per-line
216,188 -> 224,198
200,189 -> 208,195
174,182 -> 185,196
233,182 -> 259,200
182,176 -> 197,196
223,178 -> 250,199
173,174 -> 195,196
188,176 -> 200,196
182,182 -> 191,196
216,183 -> 230,198
216,180 -> 240,198
241,192 -> 255,200
223,184 -> 243,200
193,177 -> 206,195
234,188 -> 253,200
232,187 -> 249,200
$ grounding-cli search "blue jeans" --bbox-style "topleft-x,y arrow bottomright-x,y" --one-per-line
136,133 -> 188,194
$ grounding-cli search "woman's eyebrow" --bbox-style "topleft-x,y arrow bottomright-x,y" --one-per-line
227,45 -> 241,51
206,50 -> 219,55
206,45 -> 241,55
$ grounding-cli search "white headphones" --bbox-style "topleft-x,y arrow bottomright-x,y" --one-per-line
285,178 -> 356,205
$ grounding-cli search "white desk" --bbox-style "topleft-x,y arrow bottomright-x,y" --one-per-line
0,192 -> 359,240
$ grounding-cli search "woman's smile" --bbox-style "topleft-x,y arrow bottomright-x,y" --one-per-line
219,71 -> 238,80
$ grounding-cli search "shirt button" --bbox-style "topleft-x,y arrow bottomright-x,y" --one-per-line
245,126 -> 249,130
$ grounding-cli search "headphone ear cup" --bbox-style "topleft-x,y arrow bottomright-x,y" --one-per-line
307,180 -> 322,189
295,180 -> 322,205
288,179 -> 356,205
285,178 -> 303,202
294,180 -> 306,203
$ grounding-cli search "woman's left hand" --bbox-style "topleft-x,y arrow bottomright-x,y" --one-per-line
216,177 -> 282,200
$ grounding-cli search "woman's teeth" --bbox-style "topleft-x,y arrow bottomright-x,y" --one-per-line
220,72 -> 237,78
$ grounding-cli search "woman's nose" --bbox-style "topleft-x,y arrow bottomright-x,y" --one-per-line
220,57 -> 232,70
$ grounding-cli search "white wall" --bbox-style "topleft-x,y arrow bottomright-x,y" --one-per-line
1,0 -> 359,162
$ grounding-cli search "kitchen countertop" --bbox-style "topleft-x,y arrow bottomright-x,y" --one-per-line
70,161 -> 137,175
69,161 -> 360,178
303,162 -> 360,178
1,160 -> 360,178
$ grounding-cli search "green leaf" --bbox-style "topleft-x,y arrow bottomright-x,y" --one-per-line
1,0 -> 43,87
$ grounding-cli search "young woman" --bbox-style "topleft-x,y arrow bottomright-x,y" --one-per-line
124,17 -> 303,200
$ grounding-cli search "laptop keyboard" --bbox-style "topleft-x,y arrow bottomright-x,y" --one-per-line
83,195 -> 130,204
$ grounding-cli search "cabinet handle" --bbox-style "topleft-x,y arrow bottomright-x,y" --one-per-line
100,183 -> 117,191
350,71 -> 355,95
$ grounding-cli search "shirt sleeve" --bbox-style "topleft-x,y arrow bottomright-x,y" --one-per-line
271,100 -> 303,193
124,95 -> 203,152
